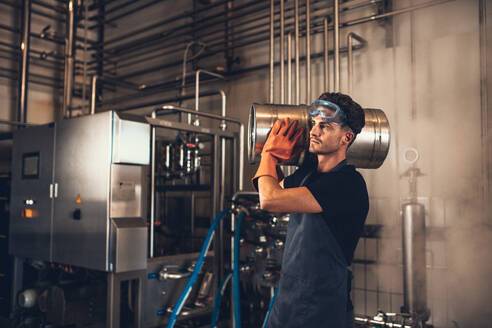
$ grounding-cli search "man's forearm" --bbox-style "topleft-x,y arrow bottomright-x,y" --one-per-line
258,175 -> 282,209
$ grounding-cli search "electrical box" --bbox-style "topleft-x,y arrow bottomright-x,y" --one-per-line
9,111 -> 150,272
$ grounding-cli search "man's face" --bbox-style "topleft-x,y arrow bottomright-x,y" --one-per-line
309,114 -> 352,155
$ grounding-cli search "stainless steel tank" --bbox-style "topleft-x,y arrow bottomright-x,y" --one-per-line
248,103 -> 390,168
402,202 -> 429,322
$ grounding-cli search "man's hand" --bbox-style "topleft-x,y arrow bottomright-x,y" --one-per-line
262,118 -> 305,163
251,118 -> 304,191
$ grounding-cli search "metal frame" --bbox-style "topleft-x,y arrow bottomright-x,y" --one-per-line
107,269 -> 146,328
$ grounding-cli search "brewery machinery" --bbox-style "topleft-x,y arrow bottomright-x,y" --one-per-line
9,105 -> 243,327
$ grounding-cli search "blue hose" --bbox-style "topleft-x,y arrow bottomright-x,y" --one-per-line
262,287 -> 279,328
233,211 -> 246,328
210,272 -> 233,327
166,208 -> 231,328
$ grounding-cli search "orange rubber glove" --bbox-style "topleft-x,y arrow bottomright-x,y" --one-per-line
252,118 -> 305,190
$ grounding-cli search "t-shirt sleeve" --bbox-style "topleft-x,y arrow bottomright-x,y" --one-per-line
305,171 -> 366,218
283,153 -> 317,188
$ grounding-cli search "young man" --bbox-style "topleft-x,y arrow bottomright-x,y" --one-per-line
253,92 -> 369,327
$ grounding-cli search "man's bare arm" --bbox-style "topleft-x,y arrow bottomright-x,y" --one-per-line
258,175 -> 322,213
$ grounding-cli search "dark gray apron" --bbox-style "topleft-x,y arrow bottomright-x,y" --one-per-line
268,161 -> 349,328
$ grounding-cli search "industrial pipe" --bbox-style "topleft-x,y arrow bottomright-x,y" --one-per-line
219,90 -> 227,211
334,0 -> 340,92
280,0 -> 285,104
63,0 -> 76,118
287,33 -> 292,104
150,111 -> 156,258
90,75 -> 98,115
345,0 -> 454,27
402,203 -> 429,322
269,0 -> 274,103
347,32 -> 367,94
0,119 -> 38,127
324,17 -> 329,92
306,0 -> 311,102
195,69 -> 225,125
17,0 -> 31,125
295,0 -> 300,105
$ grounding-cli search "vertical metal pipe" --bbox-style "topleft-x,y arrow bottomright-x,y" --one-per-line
195,69 -> 225,125
149,111 -> 156,258
17,0 -> 31,124
334,0 -> 340,92
402,203 -> 429,320
306,0 -> 311,102
219,90 -> 227,286
287,33 -> 292,104
348,33 -> 353,94
324,17 -> 329,92
82,1 -> 88,109
295,0 -> 300,105
219,90 -> 227,211
280,0 -> 285,104
347,32 -> 366,95
90,75 -> 98,115
239,123 -> 244,190
63,0 -> 76,118
269,0 -> 274,103
212,134 -> 221,289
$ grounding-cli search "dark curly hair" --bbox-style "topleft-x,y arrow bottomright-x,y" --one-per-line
318,92 -> 365,136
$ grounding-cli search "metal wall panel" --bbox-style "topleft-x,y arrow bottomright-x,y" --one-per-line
9,125 -> 55,261
52,111 -> 112,271
112,114 -> 150,165
111,218 -> 147,273
110,164 -> 145,219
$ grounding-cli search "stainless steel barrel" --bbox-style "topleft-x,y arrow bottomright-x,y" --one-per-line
248,103 -> 390,168
248,103 -> 309,164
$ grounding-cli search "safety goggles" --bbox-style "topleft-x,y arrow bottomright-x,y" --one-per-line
308,99 -> 347,125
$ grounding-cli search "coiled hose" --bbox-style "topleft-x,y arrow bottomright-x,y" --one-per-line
166,208 -> 231,328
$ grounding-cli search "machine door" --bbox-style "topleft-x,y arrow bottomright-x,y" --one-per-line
52,112 -> 112,271
9,125 -> 55,261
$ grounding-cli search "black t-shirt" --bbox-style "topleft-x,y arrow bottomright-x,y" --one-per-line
283,154 -> 369,265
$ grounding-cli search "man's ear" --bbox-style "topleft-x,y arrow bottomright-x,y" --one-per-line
344,131 -> 354,145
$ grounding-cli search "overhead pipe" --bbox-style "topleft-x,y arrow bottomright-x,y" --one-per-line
110,1 -> 273,70
324,17 -> 329,92
0,119 -> 38,127
96,43 -> 367,112
63,0 -> 77,118
344,0 -> 454,26
295,0 -> 300,105
280,0 -> 285,104
195,69 -> 225,125
306,0 -> 311,103
17,0 -> 31,125
334,0 -> 340,92
347,32 -> 367,94
96,0 -> 367,61
94,1 -> 379,78
98,0 -> 238,44
269,0 -> 274,103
